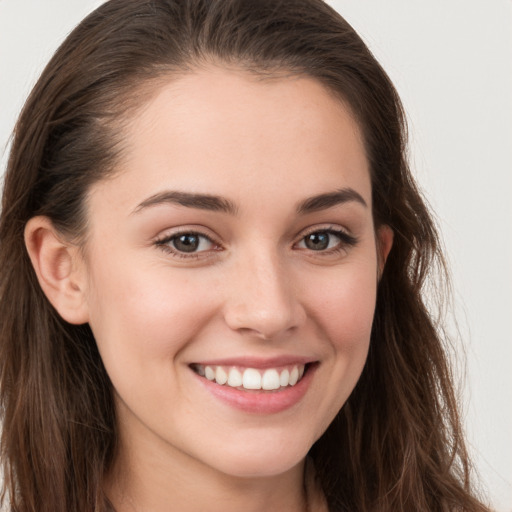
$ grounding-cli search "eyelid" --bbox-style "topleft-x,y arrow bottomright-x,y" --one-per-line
153,227 -> 223,259
296,224 -> 356,241
293,224 -> 359,252
152,223 -> 358,261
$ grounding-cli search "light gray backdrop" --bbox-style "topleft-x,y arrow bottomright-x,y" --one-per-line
1,1 -> 511,510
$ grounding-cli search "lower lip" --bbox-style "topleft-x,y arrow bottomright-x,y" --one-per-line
194,364 -> 317,414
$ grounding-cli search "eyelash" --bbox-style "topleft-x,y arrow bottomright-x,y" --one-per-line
154,226 -> 359,259
294,227 -> 359,258
154,230 -> 219,260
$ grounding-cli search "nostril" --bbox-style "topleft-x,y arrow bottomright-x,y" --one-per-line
222,258 -> 306,338
223,302 -> 305,340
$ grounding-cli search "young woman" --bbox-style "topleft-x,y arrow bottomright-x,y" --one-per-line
0,1 -> 491,511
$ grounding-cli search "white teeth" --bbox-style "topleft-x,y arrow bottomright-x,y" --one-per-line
261,369 -> 280,390
289,366 -> 299,386
200,364 -> 307,391
215,366 -> 228,385
227,367 -> 243,387
243,368 -> 262,390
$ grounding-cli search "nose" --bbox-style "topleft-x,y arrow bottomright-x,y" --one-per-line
223,250 -> 306,340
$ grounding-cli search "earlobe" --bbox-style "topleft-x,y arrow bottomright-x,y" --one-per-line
24,216 -> 89,325
376,224 -> 394,278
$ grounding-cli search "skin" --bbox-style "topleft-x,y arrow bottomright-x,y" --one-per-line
26,67 -> 392,512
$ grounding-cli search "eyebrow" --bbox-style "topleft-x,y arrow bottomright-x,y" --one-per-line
132,191 -> 238,215
296,188 -> 368,214
132,186 -> 367,216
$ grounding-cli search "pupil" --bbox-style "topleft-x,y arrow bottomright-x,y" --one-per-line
305,232 -> 329,250
174,234 -> 199,252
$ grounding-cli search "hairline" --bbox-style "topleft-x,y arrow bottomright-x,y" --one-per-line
74,58 -> 372,251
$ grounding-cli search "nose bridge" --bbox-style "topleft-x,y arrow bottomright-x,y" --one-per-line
223,243 -> 304,339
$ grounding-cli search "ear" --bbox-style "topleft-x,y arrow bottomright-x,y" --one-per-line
376,224 -> 394,278
24,216 -> 89,325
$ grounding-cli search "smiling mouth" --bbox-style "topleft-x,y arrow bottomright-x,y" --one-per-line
191,363 -> 309,391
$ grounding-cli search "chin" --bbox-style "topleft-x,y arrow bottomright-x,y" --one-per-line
200,432 -> 312,479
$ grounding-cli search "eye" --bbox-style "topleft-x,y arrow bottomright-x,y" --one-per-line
296,228 -> 358,252
171,233 -> 212,253
155,231 -> 217,255
300,231 -> 337,251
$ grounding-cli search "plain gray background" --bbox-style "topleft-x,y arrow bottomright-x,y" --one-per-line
1,1 -> 511,510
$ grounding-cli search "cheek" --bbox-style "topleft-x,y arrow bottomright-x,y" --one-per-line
85,254 -> 217,369
304,260 -> 378,351
297,258 -> 378,436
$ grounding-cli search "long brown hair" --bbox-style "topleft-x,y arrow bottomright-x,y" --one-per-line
0,1 -> 490,510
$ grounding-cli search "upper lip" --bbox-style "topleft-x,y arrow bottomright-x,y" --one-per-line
190,355 -> 317,369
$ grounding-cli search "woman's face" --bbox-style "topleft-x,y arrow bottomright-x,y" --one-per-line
81,67 -> 391,479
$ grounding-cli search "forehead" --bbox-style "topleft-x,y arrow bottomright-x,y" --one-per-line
90,66 -> 371,215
